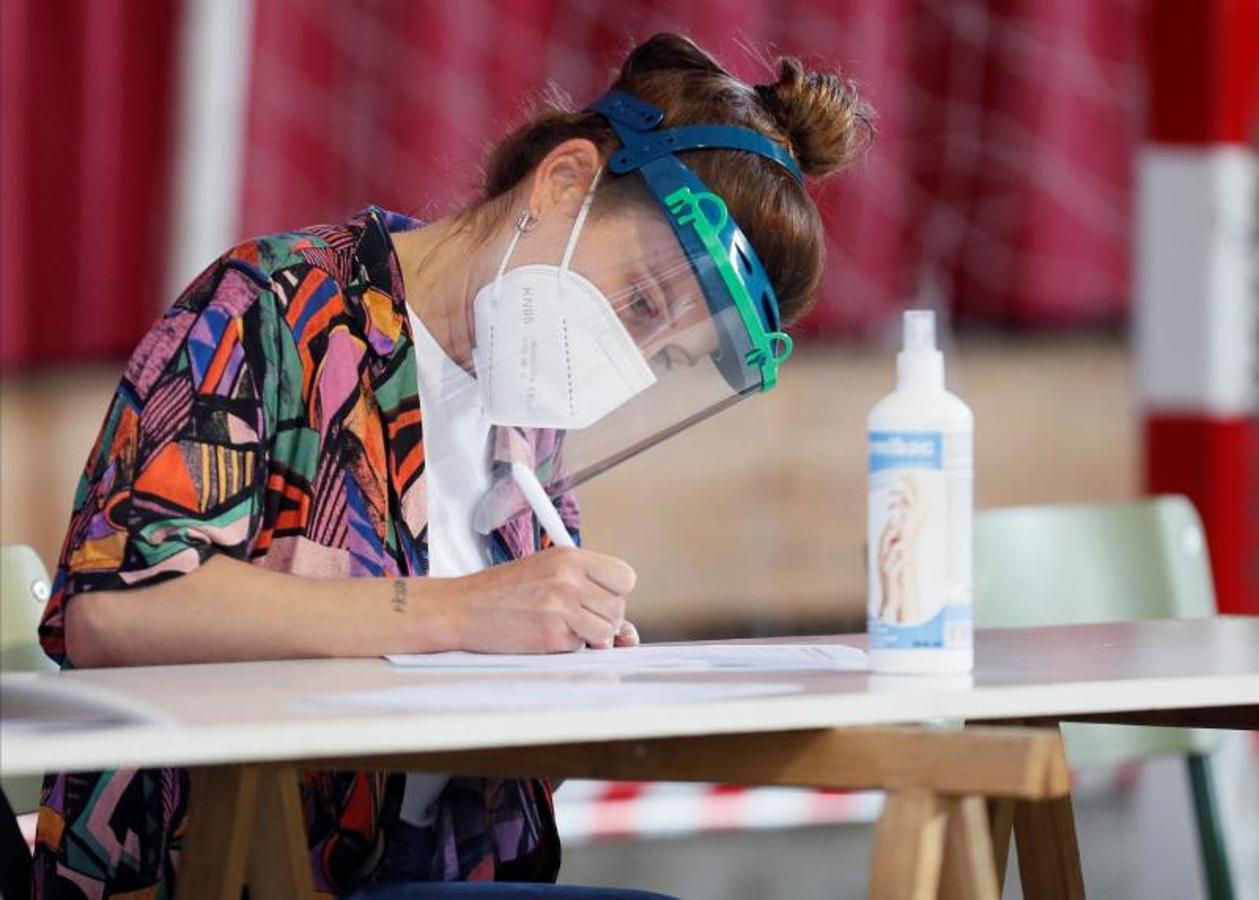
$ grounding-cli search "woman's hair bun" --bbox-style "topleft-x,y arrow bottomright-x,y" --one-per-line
754,57 -> 874,178
619,32 -> 727,80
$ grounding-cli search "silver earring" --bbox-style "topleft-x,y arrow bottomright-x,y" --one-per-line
515,210 -> 539,233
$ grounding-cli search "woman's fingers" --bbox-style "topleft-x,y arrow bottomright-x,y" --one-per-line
578,590 -> 626,628
614,620 -> 640,647
551,548 -> 632,644
450,547 -> 637,654
570,606 -> 618,649
550,627 -> 586,654
577,550 -> 637,596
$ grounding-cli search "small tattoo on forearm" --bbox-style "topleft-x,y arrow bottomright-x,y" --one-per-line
391,579 -> 407,614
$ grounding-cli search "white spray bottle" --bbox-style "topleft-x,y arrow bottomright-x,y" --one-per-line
867,311 -> 974,673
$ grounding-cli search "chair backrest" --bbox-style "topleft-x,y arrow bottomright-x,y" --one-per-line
1,545 -> 55,674
975,495 -> 1215,626
1,544 -> 56,816
974,496 -> 1219,763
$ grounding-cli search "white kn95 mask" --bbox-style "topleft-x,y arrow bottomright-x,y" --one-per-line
471,175 -> 658,430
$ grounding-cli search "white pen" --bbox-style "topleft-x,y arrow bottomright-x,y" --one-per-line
511,461 -> 601,651
510,461 -> 576,549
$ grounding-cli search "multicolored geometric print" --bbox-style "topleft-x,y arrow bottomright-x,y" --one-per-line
34,207 -> 575,897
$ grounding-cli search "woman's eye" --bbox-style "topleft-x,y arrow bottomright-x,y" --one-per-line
630,291 -> 655,319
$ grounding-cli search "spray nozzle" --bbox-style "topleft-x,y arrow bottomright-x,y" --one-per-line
903,310 -> 937,353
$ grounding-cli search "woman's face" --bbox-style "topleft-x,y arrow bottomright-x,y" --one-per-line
508,200 -> 721,373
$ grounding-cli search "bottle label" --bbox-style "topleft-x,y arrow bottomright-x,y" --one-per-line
867,430 -> 972,651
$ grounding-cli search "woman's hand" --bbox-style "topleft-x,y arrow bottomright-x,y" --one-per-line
443,547 -> 637,654
64,548 -> 637,667
613,619 -> 640,647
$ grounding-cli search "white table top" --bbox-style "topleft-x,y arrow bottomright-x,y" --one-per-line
2,618 -> 1256,777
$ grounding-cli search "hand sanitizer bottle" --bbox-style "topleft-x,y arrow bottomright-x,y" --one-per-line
867,311 -> 974,673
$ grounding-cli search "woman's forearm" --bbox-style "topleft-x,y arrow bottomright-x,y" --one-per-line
63,554 -> 460,668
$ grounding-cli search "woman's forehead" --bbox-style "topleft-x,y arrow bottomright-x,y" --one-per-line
611,204 -> 686,263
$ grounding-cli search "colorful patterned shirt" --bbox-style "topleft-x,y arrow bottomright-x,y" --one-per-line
34,207 -> 578,896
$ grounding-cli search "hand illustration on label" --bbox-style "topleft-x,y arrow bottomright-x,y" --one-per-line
877,472 -> 928,624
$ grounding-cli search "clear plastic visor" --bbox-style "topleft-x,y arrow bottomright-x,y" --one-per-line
471,203 -> 762,534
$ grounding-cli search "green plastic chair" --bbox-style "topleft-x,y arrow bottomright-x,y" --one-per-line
975,496 -> 1233,900
1,544 -> 56,815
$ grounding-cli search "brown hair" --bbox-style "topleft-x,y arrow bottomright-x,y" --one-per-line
482,33 -> 874,324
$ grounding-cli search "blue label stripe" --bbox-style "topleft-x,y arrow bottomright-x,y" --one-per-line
869,431 -> 942,471
869,604 -> 971,650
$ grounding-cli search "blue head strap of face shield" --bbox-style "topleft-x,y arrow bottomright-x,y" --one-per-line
587,89 -> 798,391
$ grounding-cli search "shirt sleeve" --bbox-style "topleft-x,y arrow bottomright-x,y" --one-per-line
39,257 -> 276,665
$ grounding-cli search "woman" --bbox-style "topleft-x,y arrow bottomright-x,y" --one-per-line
34,32 -> 871,897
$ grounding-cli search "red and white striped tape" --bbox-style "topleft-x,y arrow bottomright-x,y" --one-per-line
553,782 -> 883,846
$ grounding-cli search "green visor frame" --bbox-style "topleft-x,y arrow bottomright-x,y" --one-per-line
588,90 -> 796,391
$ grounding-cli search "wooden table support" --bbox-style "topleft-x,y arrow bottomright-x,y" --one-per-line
1012,794 -> 1087,900
986,797 -> 1017,889
184,766 -> 313,900
180,724 -> 1083,900
247,767 -> 316,898
982,724 -> 1087,899
307,724 -> 1074,798
871,790 -> 949,900
182,766 -> 261,900
938,796 -> 1001,900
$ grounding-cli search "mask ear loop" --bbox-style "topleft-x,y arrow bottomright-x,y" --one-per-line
491,169 -> 603,305
558,168 -> 603,275
495,210 -> 536,282
490,209 -> 540,312
495,169 -> 603,285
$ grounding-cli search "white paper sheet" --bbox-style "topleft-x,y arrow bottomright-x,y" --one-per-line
386,643 -> 866,672
0,673 -> 176,731
301,680 -> 801,713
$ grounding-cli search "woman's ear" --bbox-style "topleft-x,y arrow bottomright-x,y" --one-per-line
525,139 -> 602,220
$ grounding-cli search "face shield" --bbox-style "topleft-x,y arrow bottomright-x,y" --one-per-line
472,89 -> 801,535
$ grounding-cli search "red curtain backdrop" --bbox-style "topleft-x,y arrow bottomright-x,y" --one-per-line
1,0 -> 1142,370
1,0 -> 181,369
